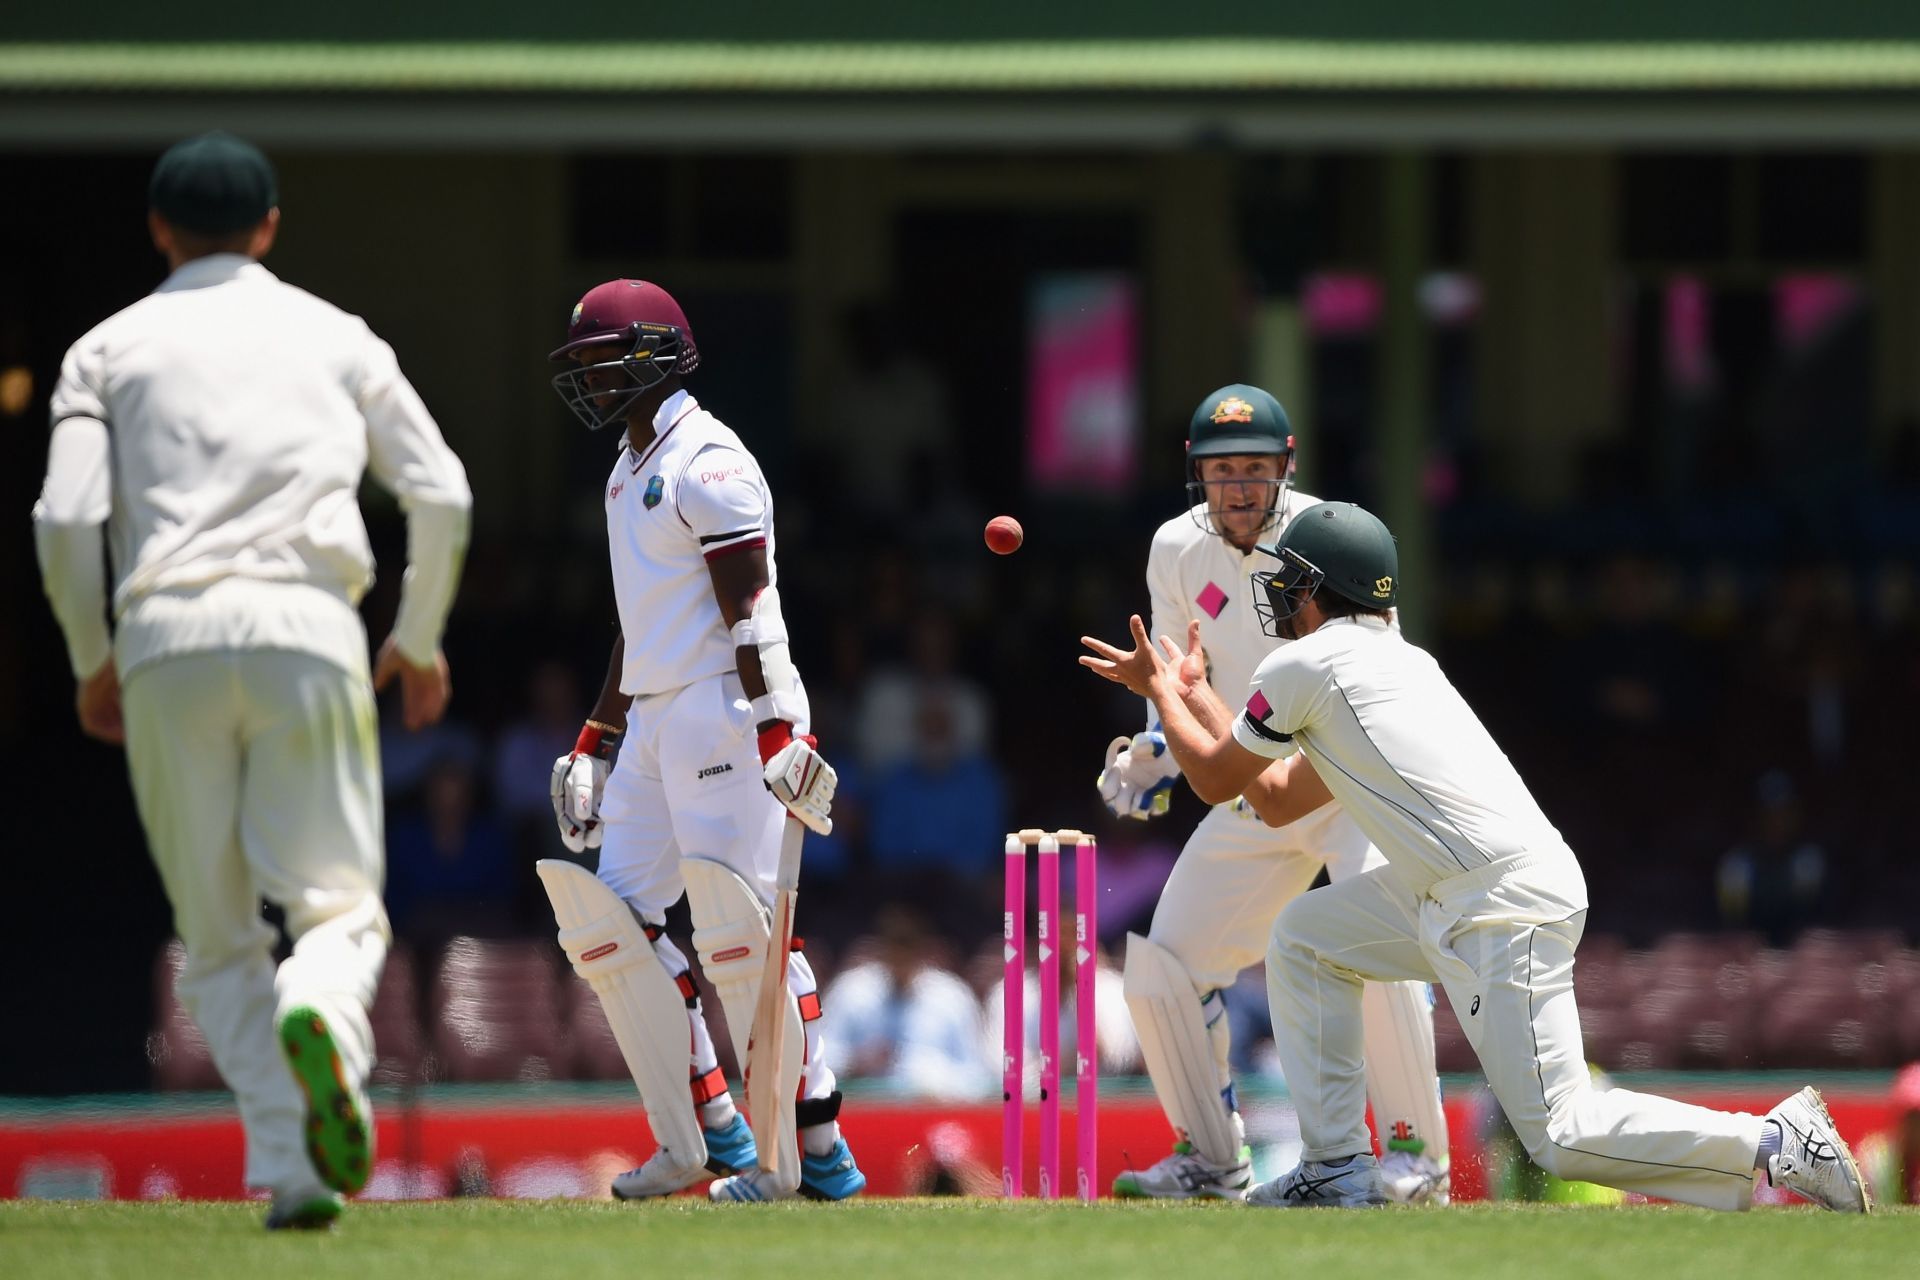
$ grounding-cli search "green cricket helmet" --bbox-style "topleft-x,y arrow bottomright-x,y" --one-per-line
1185,384 -> 1295,540
1251,501 -> 1399,636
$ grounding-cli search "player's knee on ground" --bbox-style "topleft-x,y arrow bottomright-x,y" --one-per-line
1514,1094 -> 1603,1184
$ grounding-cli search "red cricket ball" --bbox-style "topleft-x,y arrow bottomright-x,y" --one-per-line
984,515 -> 1024,555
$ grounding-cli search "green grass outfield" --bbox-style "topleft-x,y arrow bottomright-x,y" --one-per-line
2,1200 -> 1915,1280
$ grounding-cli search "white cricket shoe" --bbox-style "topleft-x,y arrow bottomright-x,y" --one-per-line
1379,1149 -> 1451,1205
1246,1153 -> 1390,1208
610,1144 -> 712,1200
1763,1087 -> 1869,1213
1112,1141 -> 1253,1201
708,1167 -> 803,1202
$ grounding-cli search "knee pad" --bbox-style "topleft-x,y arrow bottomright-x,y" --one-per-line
537,859 -> 705,1164
683,857 -> 770,1037
1123,932 -> 1240,1166
684,855 -> 807,1190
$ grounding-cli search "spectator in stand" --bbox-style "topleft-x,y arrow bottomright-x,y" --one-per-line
385,756 -> 516,950
380,695 -> 481,801
1717,769 -> 1829,945
1859,1062 -> 1920,1207
828,300 -> 955,529
983,936 -> 1139,1093
867,688 -> 1006,893
1560,554 -> 1705,743
823,905 -> 991,1100
491,661 -> 585,861
855,611 -> 992,775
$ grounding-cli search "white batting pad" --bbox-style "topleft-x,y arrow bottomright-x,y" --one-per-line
536,859 -> 705,1166
1123,932 -> 1240,1167
684,856 -> 804,1189
1361,979 -> 1448,1160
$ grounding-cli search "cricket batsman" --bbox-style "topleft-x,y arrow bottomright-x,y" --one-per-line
1096,385 -> 1448,1202
541,279 -> 864,1202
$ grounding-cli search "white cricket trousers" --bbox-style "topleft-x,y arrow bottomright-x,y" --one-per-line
122,647 -> 389,1194
1148,800 -> 1445,1160
598,670 -> 837,1105
1267,852 -> 1763,1210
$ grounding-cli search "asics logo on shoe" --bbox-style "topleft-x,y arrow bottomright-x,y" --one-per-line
1175,1165 -> 1213,1191
1788,1121 -> 1836,1167
1469,995 -> 1480,1015
1287,1173 -> 1347,1201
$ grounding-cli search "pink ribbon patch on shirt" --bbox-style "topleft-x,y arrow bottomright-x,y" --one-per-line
1246,690 -> 1273,722
1196,581 -> 1229,618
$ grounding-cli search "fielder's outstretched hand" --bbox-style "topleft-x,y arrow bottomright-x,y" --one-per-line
1079,614 -> 1180,699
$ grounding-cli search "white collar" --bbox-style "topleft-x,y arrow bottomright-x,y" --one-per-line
653,388 -> 693,431
619,389 -> 698,460
158,254 -> 271,292
1317,613 -> 1393,632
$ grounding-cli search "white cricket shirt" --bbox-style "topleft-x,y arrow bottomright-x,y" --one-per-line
605,390 -> 777,698
1144,489 -> 1324,736
1232,616 -> 1572,892
33,255 -> 470,678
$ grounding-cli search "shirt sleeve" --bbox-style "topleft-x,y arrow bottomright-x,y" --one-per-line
1230,645 -> 1327,761
33,415 -> 115,676
677,445 -> 769,561
49,336 -> 108,428
356,327 -> 473,664
1142,522 -> 1184,736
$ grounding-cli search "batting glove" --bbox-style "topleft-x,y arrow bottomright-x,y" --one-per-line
550,720 -> 622,853
758,722 -> 837,837
1097,731 -> 1178,821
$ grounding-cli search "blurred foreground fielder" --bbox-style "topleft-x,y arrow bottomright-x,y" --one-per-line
32,133 -> 472,1230
543,279 -> 862,1202
1084,502 -> 1867,1213
1098,385 -> 1448,1202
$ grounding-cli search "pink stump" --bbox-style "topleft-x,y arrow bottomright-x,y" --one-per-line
1075,835 -> 1099,1201
1001,834 -> 1025,1198
1037,833 -> 1062,1200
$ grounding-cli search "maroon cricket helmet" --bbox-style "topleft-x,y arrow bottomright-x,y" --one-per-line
549,279 -> 700,430
550,279 -> 698,365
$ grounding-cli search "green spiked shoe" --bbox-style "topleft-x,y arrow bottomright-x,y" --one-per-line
278,1005 -> 374,1195
264,1189 -> 344,1230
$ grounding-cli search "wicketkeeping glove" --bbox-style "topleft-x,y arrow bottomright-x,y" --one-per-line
551,720 -> 622,853
758,722 -> 837,836
1097,730 -> 1179,820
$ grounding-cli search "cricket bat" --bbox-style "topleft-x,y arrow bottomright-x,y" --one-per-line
747,817 -> 805,1185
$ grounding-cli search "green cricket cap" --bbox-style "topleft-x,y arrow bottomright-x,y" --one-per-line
1186,383 -> 1294,464
149,132 -> 278,235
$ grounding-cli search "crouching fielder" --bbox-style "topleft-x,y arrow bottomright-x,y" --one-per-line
541,280 -> 862,1203
1082,502 -> 1868,1213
